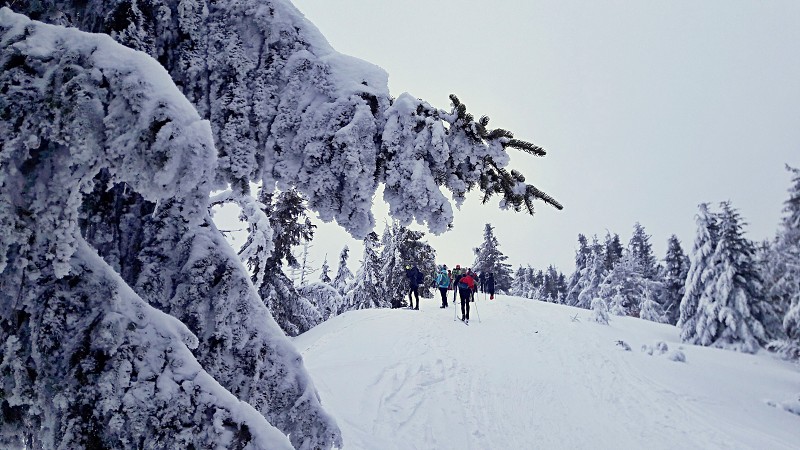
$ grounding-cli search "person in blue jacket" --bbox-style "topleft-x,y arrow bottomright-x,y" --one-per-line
435,265 -> 450,308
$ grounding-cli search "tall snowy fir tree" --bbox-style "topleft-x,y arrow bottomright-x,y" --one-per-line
680,202 -> 767,353
575,236 -> 607,309
628,222 -> 659,279
599,252 -> 652,317
379,223 -> 407,307
472,223 -> 513,292
510,266 -> 527,297
395,225 -> 437,297
539,265 -> 565,302
565,234 -> 592,306
320,255 -> 332,283
346,232 -> 388,310
679,203 -> 719,345
662,235 -> 689,325
332,246 -> 354,296
639,286 -> 667,323
763,166 -> 800,359
1,0 -> 563,447
246,188 -> 322,337
604,232 -> 624,272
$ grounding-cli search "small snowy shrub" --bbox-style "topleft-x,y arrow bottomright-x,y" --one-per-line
616,340 -> 632,351
667,350 -> 687,362
590,297 -> 609,324
642,341 -> 670,356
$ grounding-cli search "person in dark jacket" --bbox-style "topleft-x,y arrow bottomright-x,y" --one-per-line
487,272 -> 496,300
405,265 -> 423,309
458,271 -> 476,323
452,265 -> 463,305
478,272 -> 486,293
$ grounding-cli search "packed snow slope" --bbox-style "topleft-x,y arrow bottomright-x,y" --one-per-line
295,294 -> 799,449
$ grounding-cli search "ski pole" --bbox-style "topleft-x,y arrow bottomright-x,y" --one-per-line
453,289 -> 458,321
473,294 -> 481,323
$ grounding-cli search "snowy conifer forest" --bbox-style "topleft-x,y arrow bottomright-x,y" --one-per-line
1,1 -> 799,449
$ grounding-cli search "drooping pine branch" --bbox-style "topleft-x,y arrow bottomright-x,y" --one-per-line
505,139 -> 546,157
480,157 -> 564,213
448,94 -> 562,213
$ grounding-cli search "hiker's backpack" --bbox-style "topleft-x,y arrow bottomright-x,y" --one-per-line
458,275 -> 475,290
436,272 -> 449,288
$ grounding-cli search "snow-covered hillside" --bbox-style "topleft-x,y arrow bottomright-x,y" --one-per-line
295,295 -> 799,449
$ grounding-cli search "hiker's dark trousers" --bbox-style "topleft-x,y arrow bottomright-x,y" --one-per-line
439,287 -> 448,306
459,287 -> 471,319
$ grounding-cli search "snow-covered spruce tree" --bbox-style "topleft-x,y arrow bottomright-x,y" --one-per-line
780,166 -> 800,342
604,232 -> 624,272
379,223 -> 407,307
517,266 -> 533,299
332,245 -> 354,296
0,11 -> 293,448
320,255 -> 332,283
532,269 -> 545,299
345,232 -> 388,310
565,234 -> 592,306
754,241 -> 788,340
639,287 -> 667,323
542,265 -> 563,302
299,281 -> 344,322
662,235 -> 689,325
679,203 -> 719,344
599,252 -> 652,317
553,272 -> 568,303
528,268 -> 547,301
510,266 -> 527,297
575,236 -> 607,309
628,222 -> 659,279
473,223 -> 514,292
331,245 -> 354,295
396,225 -> 437,296
244,188 -> 322,336
763,166 -> 800,358
682,202 -> 767,353
380,222 -> 437,304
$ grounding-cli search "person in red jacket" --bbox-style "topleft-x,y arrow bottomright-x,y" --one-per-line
457,271 -> 476,323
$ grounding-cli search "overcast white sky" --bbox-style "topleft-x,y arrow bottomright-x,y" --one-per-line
284,0 -> 800,274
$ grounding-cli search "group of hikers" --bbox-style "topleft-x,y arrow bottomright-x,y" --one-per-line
401,264 -> 496,324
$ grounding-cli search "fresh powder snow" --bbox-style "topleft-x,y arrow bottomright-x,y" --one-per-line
295,295 -> 799,449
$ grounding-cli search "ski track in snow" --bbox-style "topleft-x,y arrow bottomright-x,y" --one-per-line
294,296 -> 800,450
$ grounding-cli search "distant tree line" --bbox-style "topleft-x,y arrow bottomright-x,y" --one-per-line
511,166 -> 799,359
